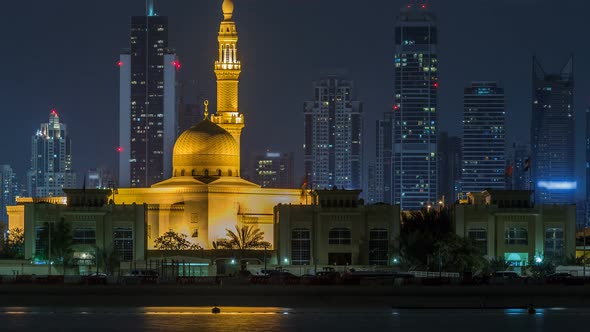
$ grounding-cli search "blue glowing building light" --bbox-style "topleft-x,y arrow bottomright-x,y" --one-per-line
537,181 -> 577,190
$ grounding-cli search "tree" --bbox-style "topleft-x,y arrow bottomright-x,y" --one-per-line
397,208 -> 452,269
0,227 -> 25,259
216,224 -> 271,250
154,231 -> 202,250
38,218 -> 74,274
433,233 -> 486,273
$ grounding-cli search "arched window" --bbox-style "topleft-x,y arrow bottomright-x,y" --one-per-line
328,228 -> 351,245
191,169 -> 196,176
174,169 -> 177,177
467,228 -> 487,255
228,169 -> 232,177
217,169 -> 222,176
204,169 -> 209,176
291,228 -> 311,265
369,229 -> 388,265
545,228 -> 564,259
181,169 -> 185,176
505,227 -> 528,245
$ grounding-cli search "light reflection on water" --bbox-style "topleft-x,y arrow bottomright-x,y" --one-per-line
0,307 -> 589,332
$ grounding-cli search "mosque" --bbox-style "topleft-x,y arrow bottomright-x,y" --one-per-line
112,0 -> 305,250
7,0 -> 305,268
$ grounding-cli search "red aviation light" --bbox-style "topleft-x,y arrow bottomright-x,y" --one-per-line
50,108 -> 58,116
406,4 -> 411,8
433,82 -> 439,88
117,147 -> 123,152
117,60 -> 123,67
421,4 -> 426,9
393,105 -> 400,111
172,60 -> 181,70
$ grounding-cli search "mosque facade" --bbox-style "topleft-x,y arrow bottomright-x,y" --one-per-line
112,0 -> 304,251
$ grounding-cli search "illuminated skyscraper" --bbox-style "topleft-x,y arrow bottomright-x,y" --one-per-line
119,1 -> 177,188
462,82 -> 506,193
0,165 -> 19,225
304,75 -> 363,190
530,56 -> 575,204
392,5 -> 438,210
27,110 -> 76,197
252,151 -> 295,189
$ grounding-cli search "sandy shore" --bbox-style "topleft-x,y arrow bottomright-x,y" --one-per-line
1,284 -> 590,308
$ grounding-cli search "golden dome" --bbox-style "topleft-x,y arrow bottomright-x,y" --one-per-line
222,0 -> 234,20
173,119 -> 239,177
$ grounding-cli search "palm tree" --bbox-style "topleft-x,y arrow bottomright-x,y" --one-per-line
217,224 -> 271,249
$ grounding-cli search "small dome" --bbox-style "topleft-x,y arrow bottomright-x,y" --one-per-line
222,0 -> 234,20
173,119 -> 239,177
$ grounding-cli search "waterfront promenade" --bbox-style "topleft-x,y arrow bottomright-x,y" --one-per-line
1,284 -> 590,308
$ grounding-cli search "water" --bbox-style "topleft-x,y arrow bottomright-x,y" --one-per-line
0,306 -> 588,331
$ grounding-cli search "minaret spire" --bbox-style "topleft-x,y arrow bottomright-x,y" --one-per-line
211,0 -> 244,154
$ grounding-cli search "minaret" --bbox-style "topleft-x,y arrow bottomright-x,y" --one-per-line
211,0 -> 244,153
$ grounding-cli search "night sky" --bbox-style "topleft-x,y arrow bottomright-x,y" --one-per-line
0,0 -> 588,198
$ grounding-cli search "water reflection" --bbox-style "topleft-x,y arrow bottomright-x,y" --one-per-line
0,307 -> 589,332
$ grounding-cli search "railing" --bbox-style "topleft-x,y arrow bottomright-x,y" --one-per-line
408,271 -> 460,278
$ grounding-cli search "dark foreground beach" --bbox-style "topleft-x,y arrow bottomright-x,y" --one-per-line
2,284 -> 590,308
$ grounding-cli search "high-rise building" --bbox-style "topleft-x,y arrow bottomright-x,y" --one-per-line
252,151 -> 295,189
506,142 -> 531,191
462,82 -> 506,193
438,132 -> 462,205
303,75 -> 363,190
177,80 -> 201,137
531,56 -> 575,204
27,110 -> 76,198
119,1 -> 177,188
392,5 -> 438,210
366,164 -> 377,204
375,111 -> 394,204
0,165 -> 19,225
587,108 -> 590,199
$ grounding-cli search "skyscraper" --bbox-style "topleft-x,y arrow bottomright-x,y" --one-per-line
27,110 -> 76,197
531,56 -> 575,204
119,1 -> 177,188
0,165 -> 19,225
375,111 -> 394,204
438,132 -> 462,205
462,82 -> 506,193
392,5 -> 438,210
252,151 -> 295,189
177,80 -> 201,137
304,74 -> 363,190
506,142 -> 531,191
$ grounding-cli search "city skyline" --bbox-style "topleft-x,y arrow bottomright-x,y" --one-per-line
0,0 -> 589,199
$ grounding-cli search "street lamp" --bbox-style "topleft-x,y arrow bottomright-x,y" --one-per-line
263,244 -> 268,275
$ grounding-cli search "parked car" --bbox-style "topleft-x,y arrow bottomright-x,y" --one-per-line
82,272 -> 108,285
267,271 -> 300,285
122,269 -> 159,284
489,271 -> 526,285
546,272 -> 572,284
